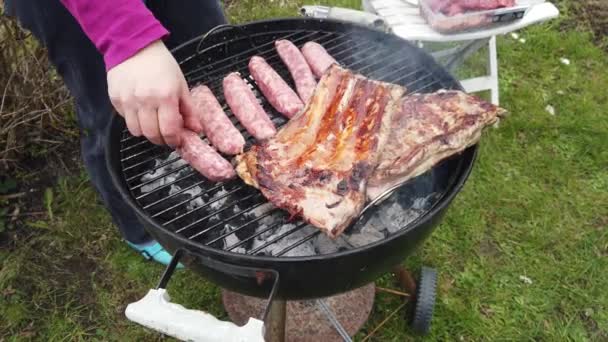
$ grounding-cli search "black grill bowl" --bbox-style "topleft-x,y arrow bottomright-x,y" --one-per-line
106,17 -> 479,300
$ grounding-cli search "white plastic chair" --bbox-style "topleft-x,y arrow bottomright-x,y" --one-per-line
302,1 -> 559,105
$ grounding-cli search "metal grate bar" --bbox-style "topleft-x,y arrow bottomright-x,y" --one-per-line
120,144 -> 165,163
183,31 -> 303,77
130,163 -> 191,191
411,80 -> 442,94
197,202 -> 273,246
185,30 -> 325,82
247,222 -> 309,255
159,183 -> 244,223
126,155 -> 184,182
142,178 -> 208,210
401,72 -> 435,89
121,138 -> 153,153
123,149 -> 173,172
274,230 -> 321,257
187,196 -> 266,240
202,205 -> 277,245
135,170 -> 197,200
191,33 -> 370,90
120,134 -> 141,143
225,219 -> 286,251
174,192 -> 259,233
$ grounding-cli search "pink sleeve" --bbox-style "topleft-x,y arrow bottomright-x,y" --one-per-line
59,0 -> 170,71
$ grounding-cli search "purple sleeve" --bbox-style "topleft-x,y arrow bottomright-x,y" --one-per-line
59,0 -> 170,71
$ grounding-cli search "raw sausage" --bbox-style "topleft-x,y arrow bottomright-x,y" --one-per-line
275,39 -> 317,103
248,56 -> 304,118
223,72 -> 277,140
301,42 -> 338,79
176,130 -> 235,182
190,85 -> 245,155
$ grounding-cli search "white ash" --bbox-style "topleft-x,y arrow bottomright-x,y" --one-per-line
224,224 -> 246,254
250,223 -> 316,257
208,188 -> 229,211
346,226 -> 385,247
139,152 -> 189,193
140,160 -> 177,193
315,234 -> 350,254
225,193 -> 438,256
168,184 -> 205,210
245,202 -> 280,229
169,185 -> 181,196
184,187 -> 205,210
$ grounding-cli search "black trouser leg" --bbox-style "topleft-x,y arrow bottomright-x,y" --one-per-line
4,0 -> 227,244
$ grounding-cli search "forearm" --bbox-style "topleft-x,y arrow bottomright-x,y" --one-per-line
59,0 -> 169,71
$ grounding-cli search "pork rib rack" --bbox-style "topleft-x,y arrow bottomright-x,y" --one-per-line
236,65 -> 406,238
367,90 -> 507,200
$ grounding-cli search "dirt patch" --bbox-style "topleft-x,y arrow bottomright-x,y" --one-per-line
1,139 -> 81,251
478,237 -> 501,259
579,310 -> 608,341
567,0 -> 608,49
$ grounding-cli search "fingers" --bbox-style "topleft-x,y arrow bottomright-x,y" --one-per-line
180,85 -> 204,133
138,105 -> 164,145
110,91 -> 144,138
157,100 -> 184,148
125,109 -> 143,137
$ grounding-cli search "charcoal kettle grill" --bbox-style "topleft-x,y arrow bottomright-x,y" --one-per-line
106,17 -> 479,342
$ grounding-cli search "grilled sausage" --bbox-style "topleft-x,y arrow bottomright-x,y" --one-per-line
176,130 -> 235,181
248,56 -> 304,118
275,39 -> 317,103
190,85 -> 245,155
301,42 -> 338,79
223,72 -> 277,140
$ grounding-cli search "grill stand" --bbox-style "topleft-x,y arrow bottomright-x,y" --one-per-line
265,300 -> 286,342
222,284 -> 375,342
125,250 -> 438,341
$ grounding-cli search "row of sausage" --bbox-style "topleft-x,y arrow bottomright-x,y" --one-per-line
175,40 -> 337,181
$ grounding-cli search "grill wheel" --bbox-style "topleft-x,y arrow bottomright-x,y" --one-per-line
408,266 -> 438,335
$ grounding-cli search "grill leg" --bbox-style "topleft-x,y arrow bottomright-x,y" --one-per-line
156,249 -> 185,289
264,299 -> 286,342
393,266 -> 417,296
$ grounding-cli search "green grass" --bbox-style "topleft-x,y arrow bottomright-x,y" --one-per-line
1,0 -> 607,341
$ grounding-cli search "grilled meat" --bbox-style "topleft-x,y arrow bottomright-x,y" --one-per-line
249,55 -> 304,118
301,42 -> 339,79
190,84 -> 245,155
276,39 -> 317,104
236,65 -> 406,238
223,72 -> 277,141
367,90 -> 507,200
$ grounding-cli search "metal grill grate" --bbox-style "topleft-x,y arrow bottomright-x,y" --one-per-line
118,23 -> 455,258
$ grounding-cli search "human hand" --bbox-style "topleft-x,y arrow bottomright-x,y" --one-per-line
107,39 -> 203,147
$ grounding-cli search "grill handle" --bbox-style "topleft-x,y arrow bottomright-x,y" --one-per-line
125,288 -> 265,342
196,24 -> 263,54
300,5 -> 388,31
125,249 -> 278,342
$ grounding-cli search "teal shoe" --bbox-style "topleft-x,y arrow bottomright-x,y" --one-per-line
127,241 -> 184,269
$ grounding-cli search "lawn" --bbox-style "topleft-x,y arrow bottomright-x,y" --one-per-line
1,0 -> 607,341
